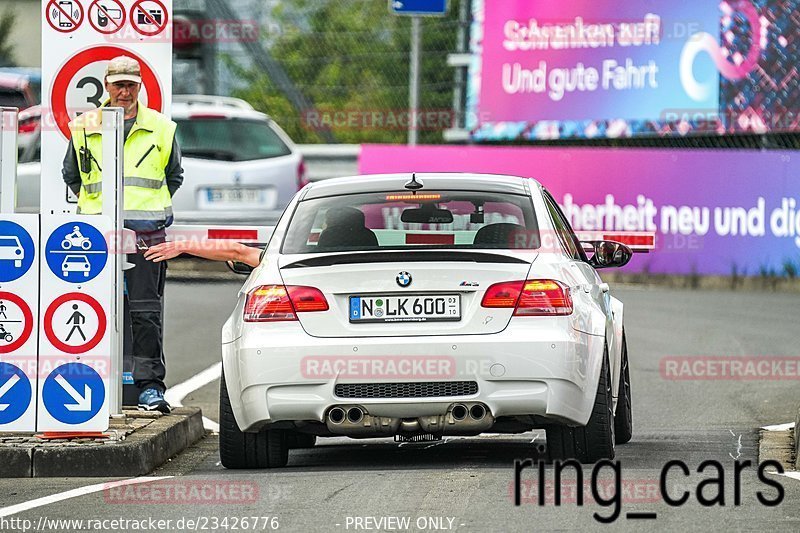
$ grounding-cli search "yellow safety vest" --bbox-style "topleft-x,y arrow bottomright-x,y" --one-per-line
69,102 -> 177,232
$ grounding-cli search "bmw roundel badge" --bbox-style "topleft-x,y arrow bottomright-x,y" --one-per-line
396,271 -> 412,287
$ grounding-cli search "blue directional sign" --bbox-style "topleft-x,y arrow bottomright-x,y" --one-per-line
42,363 -> 105,424
44,222 -> 108,283
0,362 -> 32,424
0,220 -> 36,282
389,0 -> 448,16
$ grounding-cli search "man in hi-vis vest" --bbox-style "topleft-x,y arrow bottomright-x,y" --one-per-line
62,56 -> 183,414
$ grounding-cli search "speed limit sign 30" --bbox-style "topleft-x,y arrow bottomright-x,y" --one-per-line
50,46 -> 164,139
40,0 -> 173,214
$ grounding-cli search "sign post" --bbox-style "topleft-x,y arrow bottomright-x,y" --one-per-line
40,0 -> 172,418
38,216 -> 112,431
409,17 -> 420,147
40,0 -> 173,215
389,1 -> 448,147
0,107 -> 18,214
101,107 -> 126,417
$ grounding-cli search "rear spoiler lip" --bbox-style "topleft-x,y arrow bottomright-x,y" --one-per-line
280,250 -> 535,269
576,231 -> 656,253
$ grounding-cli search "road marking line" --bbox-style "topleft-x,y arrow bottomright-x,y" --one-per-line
165,362 -> 222,432
0,477 -> 172,518
761,422 -> 795,431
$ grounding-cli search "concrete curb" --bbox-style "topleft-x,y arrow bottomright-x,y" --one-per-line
0,408 -> 204,478
795,409 -> 799,470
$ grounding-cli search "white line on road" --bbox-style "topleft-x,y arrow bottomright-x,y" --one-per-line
0,477 -> 172,518
165,362 -> 222,432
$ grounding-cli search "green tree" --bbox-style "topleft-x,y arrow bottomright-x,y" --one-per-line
232,0 -> 461,144
0,9 -> 17,67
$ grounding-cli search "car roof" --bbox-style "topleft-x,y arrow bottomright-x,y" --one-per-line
171,95 -> 268,121
0,72 -> 30,90
302,173 -> 541,200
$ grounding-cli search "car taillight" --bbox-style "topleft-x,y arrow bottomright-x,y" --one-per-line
244,284 -> 328,322
297,159 -> 309,190
481,279 -> 573,316
18,119 -> 38,134
287,285 -> 329,312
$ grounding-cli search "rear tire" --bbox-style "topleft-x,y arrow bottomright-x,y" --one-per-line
546,347 -> 615,463
614,331 -> 633,444
219,371 -> 289,469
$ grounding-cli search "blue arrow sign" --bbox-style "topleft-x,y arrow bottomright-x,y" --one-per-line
0,221 -> 36,283
390,0 -> 447,16
45,222 -> 108,283
0,362 -> 32,424
42,363 -> 105,424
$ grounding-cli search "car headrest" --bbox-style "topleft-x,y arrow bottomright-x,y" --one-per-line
324,207 -> 366,228
473,223 -> 529,247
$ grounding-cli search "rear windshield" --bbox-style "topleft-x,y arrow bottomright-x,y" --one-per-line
281,191 -> 540,254
175,118 -> 291,162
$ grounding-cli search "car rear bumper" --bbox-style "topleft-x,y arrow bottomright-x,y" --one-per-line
222,318 -> 606,432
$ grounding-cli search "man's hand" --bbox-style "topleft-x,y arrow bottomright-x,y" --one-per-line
143,242 -> 185,262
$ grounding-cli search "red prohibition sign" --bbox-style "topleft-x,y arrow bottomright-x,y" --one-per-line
46,0 -> 85,33
130,0 -> 169,37
50,45 -> 164,139
0,292 -> 33,354
44,293 -> 107,354
88,0 -> 126,35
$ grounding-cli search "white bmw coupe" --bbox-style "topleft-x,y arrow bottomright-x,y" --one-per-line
220,173 -> 636,468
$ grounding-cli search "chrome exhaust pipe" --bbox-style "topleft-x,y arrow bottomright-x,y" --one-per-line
347,407 -> 364,424
470,404 -> 486,421
329,407 -> 346,424
451,404 -> 468,421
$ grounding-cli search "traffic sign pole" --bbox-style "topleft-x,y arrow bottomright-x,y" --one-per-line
101,107 -> 124,417
0,107 -> 18,214
409,17 -> 421,147
390,1 -> 450,147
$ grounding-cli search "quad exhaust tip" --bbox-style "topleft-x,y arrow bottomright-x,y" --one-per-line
451,404 -> 468,421
347,407 -> 364,424
470,404 -> 486,420
329,407 -> 346,424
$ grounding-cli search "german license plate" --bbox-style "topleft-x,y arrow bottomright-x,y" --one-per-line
349,295 -> 461,323
206,188 -> 265,204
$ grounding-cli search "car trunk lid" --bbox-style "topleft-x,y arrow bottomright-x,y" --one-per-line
278,250 -> 537,337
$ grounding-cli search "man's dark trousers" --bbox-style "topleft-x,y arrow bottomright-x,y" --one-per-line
127,231 -> 167,393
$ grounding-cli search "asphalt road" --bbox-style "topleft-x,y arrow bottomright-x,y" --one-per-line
1,280 -> 799,532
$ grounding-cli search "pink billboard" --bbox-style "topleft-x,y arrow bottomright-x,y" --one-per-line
468,0 -> 799,140
359,144 -> 800,276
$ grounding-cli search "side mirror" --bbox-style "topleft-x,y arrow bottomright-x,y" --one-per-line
583,240 -> 633,269
226,260 -> 254,275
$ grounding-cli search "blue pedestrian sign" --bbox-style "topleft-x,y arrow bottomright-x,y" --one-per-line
0,362 -> 32,425
42,363 -> 105,424
390,0 -> 448,16
0,221 -> 36,282
44,222 -> 108,283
